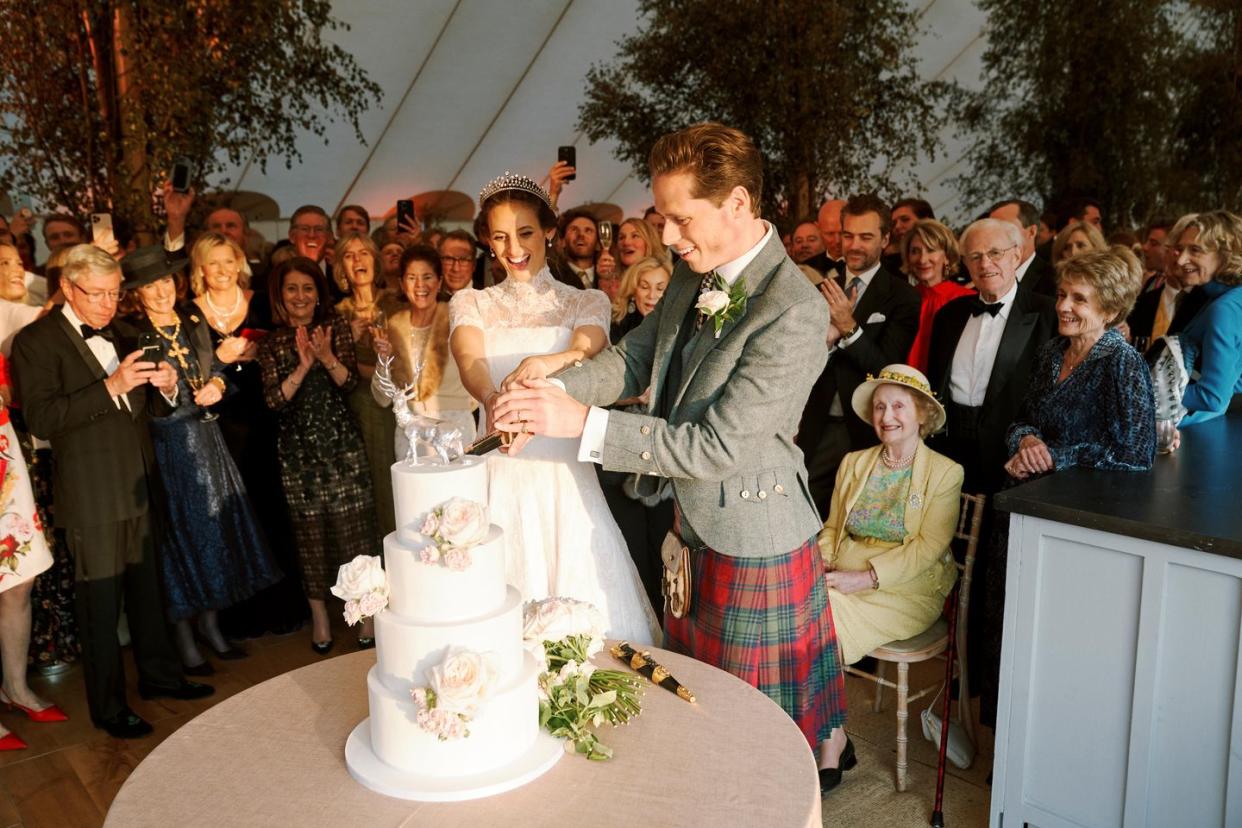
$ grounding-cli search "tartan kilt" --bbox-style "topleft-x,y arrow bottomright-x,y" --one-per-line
664,536 -> 846,749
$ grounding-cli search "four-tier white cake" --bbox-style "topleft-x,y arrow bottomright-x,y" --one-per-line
345,456 -> 562,800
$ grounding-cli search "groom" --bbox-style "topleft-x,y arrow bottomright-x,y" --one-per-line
495,123 -> 852,787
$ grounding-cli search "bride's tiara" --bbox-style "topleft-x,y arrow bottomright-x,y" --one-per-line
479,171 -> 553,211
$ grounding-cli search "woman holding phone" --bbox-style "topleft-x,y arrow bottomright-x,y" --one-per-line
190,233 -> 307,639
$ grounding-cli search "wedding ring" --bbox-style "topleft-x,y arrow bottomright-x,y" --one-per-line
521,422 -> 530,434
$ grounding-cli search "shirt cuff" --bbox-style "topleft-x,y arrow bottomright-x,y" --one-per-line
547,377 -> 566,391
164,231 -> 185,252
577,406 -> 609,464
161,387 -> 179,406
839,325 -> 864,348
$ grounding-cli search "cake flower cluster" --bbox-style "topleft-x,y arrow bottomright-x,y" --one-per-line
330,555 -> 389,626
418,497 -> 489,570
410,648 -> 499,741
522,597 -> 643,760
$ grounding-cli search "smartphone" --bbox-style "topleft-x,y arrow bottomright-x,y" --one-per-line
137,331 -> 164,363
170,156 -> 194,193
239,327 -> 269,342
557,146 -> 576,181
396,199 -> 416,231
90,212 -> 115,247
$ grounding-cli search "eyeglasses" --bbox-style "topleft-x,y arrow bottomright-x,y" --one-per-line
291,224 -> 329,236
441,255 -> 474,267
964,245 -> 1017,266
71,283 -> 125,304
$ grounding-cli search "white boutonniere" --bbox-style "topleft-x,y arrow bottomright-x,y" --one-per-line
695,274 -> 748,339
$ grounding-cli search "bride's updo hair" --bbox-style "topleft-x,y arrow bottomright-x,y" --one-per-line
478,172 -> 557,233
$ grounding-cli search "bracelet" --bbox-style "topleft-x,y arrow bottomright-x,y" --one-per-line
325,360 -> 342,372
209,376 -> 226,391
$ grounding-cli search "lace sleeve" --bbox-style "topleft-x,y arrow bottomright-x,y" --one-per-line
571,288 -> 611,333
449,290 -> 483,334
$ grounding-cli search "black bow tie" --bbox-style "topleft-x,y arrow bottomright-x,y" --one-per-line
969,298 -> 1002,318
80,323 -> 115,342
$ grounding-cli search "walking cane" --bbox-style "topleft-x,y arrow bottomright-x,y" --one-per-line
930,582 -> 960,828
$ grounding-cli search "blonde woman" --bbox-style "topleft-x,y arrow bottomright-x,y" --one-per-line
616,217 -> 668,268
333,232 -> 402,535
609,257 -> 672,343
373,245 -> 476,457
1052,220 -> 1107,263
902,219 -> 973,372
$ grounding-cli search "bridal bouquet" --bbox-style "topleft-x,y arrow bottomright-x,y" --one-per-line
411,648 -> 498,741
522,597 -> 643,760
331,555 -> 389,626
418,497 -> 489,570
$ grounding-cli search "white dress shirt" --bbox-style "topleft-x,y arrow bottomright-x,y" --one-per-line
575,222 -> 775,464
61,303 -> 130,412
826,260 -> 883,415
947,281 -> 1019,407
1015,253 -> 1035,284
570,265 -> 595,289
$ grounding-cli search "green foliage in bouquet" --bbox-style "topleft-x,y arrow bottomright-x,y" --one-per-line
537,634 -> 643,761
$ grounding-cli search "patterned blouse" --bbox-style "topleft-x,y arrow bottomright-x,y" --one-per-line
1006,328 -> 1155,472
448,267 -> 610,334
844,465 -> 912,543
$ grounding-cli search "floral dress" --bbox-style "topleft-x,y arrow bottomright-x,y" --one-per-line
0,354 -> 52,593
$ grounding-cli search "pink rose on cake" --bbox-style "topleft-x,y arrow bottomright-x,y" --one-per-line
330,555 -> 389,626
429,648 -> 498,716
437,498 -> 489,548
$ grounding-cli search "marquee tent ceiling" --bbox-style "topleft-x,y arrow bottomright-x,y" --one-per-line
209,0 -> 991,226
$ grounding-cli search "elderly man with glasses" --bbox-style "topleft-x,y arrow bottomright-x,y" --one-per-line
11,244 -> 214,740
437,229 -> 480,294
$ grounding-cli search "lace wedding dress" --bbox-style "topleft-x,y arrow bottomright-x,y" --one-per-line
449,268 -> 659,643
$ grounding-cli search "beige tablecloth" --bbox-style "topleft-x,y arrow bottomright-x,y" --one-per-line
105,645 -> 821,827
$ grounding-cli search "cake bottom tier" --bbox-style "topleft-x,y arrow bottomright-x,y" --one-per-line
367,652 -> 540,777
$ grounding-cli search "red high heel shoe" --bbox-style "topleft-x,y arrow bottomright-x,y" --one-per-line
0,732 -> 28,751
1,695 -> 69,723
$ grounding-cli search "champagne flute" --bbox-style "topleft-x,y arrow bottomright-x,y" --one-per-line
187,376 -> 219,422
408,341 -> 425,402
598,220 -> 613,251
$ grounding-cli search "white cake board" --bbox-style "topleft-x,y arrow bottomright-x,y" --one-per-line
345,718 -> 564,802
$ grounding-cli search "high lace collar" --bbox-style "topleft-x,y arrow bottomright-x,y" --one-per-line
494,266 -> 555,297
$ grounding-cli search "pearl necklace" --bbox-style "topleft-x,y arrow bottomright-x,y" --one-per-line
205,287 -> 243,331
881,446 -> 915,470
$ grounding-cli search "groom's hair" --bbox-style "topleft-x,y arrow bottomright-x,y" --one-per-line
649,123 -> 763,217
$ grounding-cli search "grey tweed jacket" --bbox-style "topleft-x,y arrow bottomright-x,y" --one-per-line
559,231 -> 828,558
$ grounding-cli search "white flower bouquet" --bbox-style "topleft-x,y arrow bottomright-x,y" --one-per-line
410,648 -> 498,741
522,598 -> 643,760
417,497 -> 489,570
330,555 -> 389,626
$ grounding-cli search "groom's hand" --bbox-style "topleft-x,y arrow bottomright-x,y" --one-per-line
493,378 -> 589,456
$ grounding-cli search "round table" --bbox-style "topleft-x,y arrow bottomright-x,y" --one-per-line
105,645 -> 821,827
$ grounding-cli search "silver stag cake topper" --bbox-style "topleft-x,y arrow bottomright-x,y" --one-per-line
374,354 -> 463,465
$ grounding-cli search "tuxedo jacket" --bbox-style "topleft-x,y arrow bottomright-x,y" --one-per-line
805,252 -> 845,279
797,264 -> 922,453
10,306 -> 171,529
925,286 -> 1057,493
1021,254 -> 1057,297
559,231 -> 828,558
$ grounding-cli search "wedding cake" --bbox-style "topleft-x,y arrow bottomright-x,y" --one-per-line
342,456 -> 562,801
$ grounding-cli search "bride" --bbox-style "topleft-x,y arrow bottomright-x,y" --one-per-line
449,173 -> 658,643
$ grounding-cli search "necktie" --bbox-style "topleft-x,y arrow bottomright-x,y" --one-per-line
846,276 -> 863,308
968,298 -> 1002,318
693,270 -> 718,332
80,323 -> 115,342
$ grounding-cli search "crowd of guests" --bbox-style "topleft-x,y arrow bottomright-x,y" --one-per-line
0,158 -> 1237,805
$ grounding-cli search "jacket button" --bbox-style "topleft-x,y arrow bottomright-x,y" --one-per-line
640,425 -> 651,435
574,360 -> 583,368
774,484 -> 784,494
640,451 -> 652,460
740,490 -> 750,499
757,490 -> 767,500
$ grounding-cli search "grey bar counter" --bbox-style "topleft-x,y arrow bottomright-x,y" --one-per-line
989,412 -> 1242,828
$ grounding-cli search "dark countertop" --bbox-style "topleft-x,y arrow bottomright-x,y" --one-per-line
994,410 -> 1242,558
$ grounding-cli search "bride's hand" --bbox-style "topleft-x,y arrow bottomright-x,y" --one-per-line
501,355 -> 554,391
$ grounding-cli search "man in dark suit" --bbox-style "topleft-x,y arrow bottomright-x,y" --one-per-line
805,197 -> 846,278
11,244 -> 212,739
1126,225 -> 1210,351
797,194 -> 921,515
988,199 -> 1057,297
925,218 -> 1058,497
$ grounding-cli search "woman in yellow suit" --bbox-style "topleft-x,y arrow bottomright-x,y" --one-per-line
820,364 -> 963,666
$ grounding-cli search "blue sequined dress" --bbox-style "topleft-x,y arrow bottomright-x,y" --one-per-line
146,314 -> 281,621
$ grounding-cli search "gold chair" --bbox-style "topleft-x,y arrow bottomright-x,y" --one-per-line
844,491 -> 986,792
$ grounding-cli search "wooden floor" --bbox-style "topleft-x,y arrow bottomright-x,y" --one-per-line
0,625 -> 994,828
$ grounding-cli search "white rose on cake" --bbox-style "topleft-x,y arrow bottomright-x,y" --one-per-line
429,648 -> 498,716
437,498 -> 489,547
330,555 -> 388,602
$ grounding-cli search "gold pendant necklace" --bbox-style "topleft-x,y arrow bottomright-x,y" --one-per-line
152,316 -> 191,371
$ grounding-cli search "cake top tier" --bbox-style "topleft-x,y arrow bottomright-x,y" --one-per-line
391,455 -> 488,531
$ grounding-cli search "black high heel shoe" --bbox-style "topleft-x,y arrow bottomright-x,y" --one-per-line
311,639 -> 334,656
819,737 -> 858,795
356,637 -> 375,650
